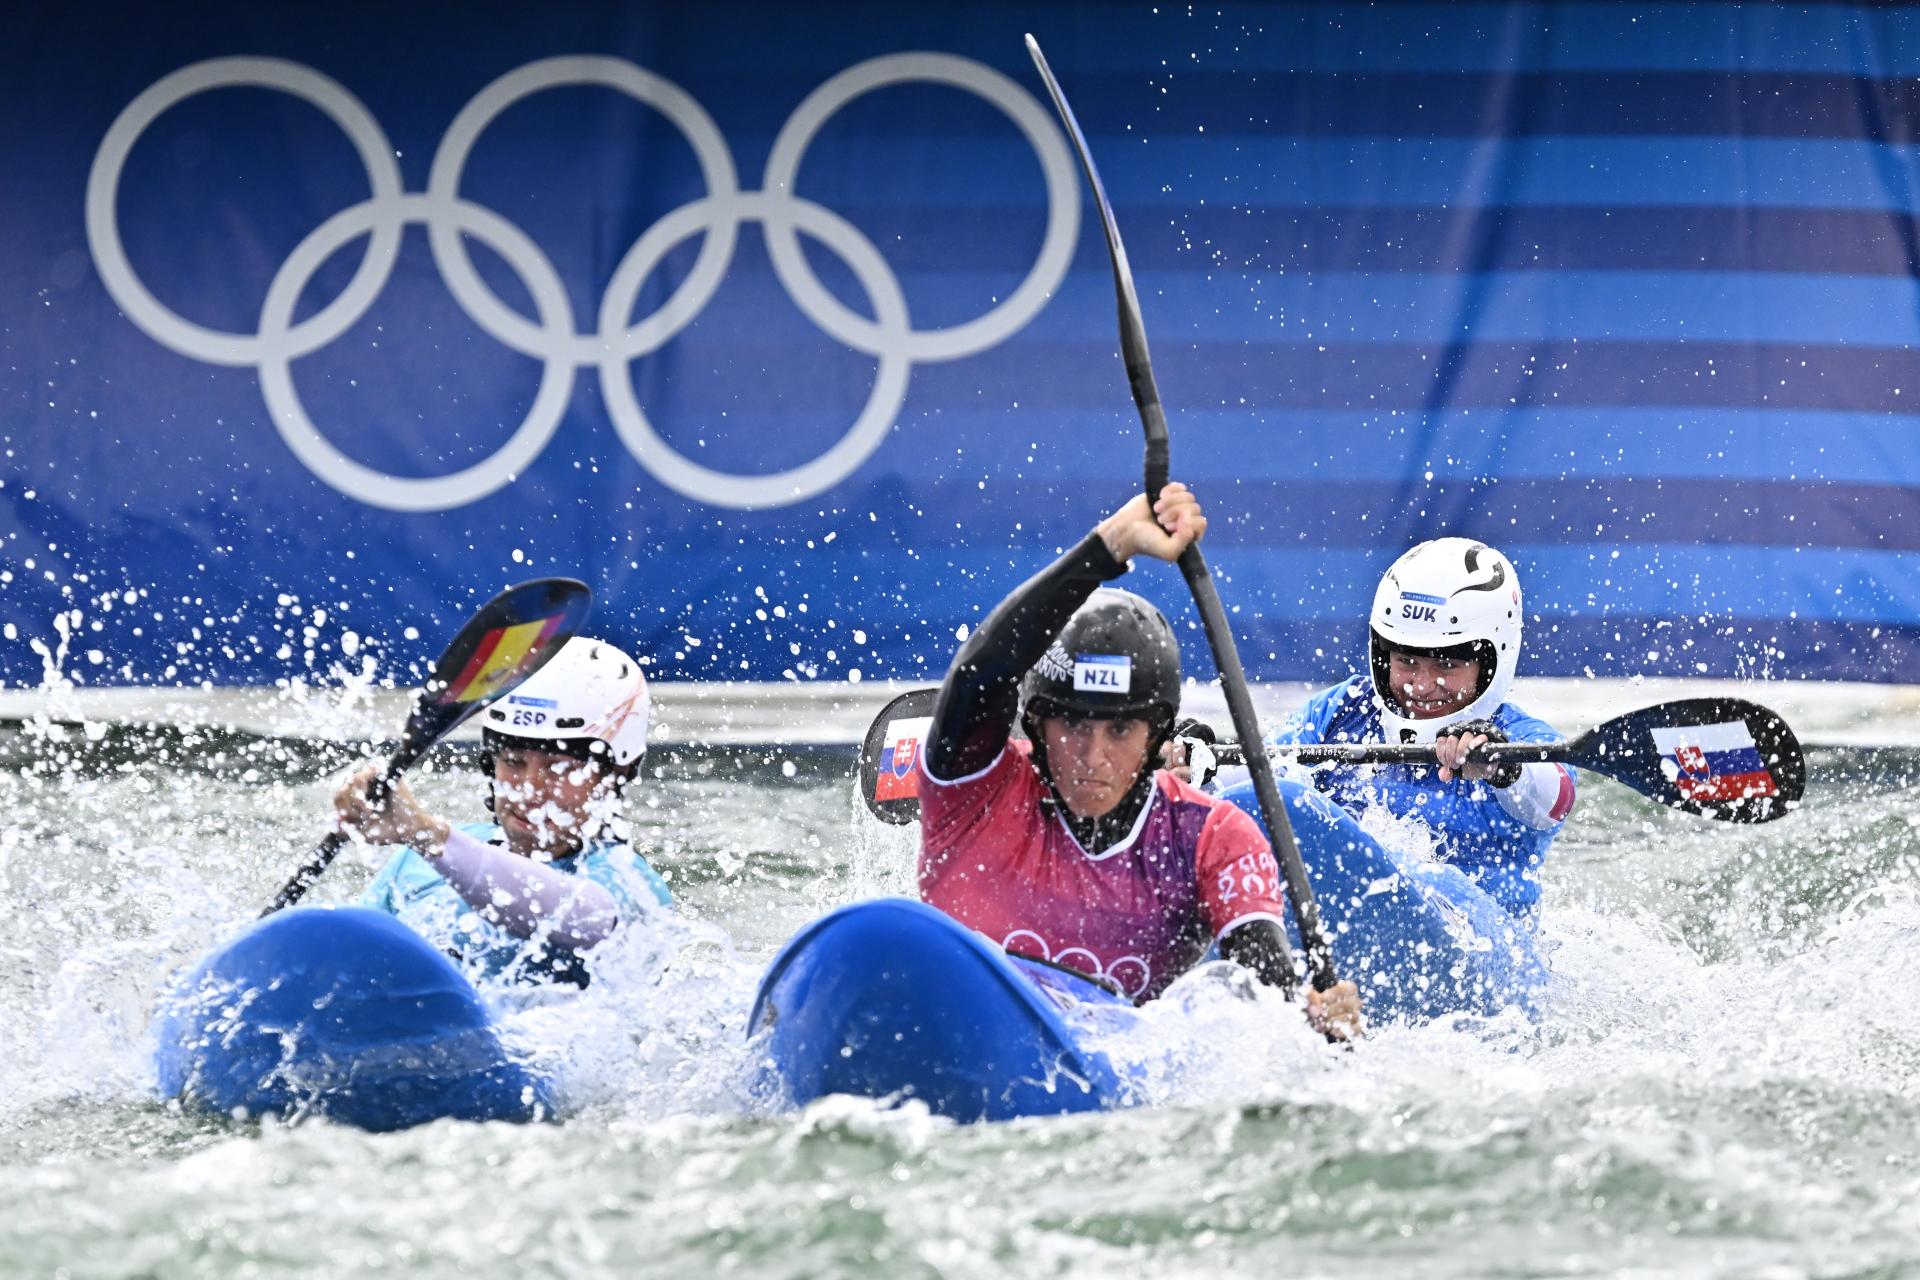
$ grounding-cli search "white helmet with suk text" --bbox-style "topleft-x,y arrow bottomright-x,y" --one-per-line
480,637 -> 651,769
1368,538 -> 1522,744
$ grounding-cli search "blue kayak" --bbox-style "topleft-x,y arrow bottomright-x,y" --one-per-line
153,907 -> 552,1131
753,781 -> 1544,1123
749,898 -> 1138,1123
1218,773 -> 1547,1022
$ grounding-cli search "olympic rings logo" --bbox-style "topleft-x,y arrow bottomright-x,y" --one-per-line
1003,929 -> 1152,999
85,54 -> 1079,512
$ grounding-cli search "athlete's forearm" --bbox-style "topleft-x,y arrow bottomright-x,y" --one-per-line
434,828 -> 620,950
926,530 -> 1127,778
1218,918 -> 1299,999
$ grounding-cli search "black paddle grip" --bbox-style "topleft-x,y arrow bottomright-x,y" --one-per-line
1143,431 -> 1170,505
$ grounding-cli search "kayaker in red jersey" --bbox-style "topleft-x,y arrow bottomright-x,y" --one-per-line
917,482 -> 1364,1040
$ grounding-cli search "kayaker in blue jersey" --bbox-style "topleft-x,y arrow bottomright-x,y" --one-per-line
1271,539 -> 1574,920
333,636 -> 671,986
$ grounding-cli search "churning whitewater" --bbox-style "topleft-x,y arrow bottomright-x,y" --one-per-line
0,723 -> 1914,1276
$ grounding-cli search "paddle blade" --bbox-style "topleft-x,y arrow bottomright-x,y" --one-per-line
1567,697 -> 1805,823
858,687 -> 940,825
393,577 -> 593,773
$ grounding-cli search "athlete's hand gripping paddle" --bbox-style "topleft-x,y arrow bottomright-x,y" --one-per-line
1024,35 -> 1340,993
860,691 -> 1804,824
261,577 -> 593,916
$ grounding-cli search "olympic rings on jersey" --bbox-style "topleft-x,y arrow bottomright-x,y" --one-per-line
85,53 -> 1079,512
1002,930 -> 1153,1000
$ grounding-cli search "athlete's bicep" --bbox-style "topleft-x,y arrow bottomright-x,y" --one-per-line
926,531 -> 1126,779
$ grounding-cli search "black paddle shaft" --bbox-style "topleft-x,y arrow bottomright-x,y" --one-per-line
1176,546 -> 1336,989
1290,743 -> 1559,766
1026,34 -> 1338,992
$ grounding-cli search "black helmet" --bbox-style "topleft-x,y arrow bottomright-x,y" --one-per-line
1019,588 -> 1182,736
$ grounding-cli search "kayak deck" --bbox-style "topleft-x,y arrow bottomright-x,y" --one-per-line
154,907 -> 551,1131
749,898 -> 1136,1123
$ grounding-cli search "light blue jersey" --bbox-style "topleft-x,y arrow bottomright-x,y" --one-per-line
1272,675 -> 1575,918
359,822 -> 672,983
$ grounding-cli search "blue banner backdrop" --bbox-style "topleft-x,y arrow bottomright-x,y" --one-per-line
3,1 -> 1917,690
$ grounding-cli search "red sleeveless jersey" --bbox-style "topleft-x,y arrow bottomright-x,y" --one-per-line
918,744 -> 1289,1002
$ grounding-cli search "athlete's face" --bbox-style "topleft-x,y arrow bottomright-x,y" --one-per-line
1387,650 -> 1483,719
490,744 -> 612,857
1040,714 -> 1154,819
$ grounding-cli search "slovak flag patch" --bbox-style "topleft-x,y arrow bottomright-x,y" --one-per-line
1651,721 -> 1779,802
875,715 -> 932,801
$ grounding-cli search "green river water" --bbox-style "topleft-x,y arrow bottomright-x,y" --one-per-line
0,719 -> 1916,1278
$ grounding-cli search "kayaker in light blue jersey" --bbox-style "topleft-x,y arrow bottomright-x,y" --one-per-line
335,636 -> 671,986
1270,539 -> 1575,920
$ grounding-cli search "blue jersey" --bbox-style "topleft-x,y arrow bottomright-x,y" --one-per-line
359,822 -> 672,983
1271,676 -> 1575,918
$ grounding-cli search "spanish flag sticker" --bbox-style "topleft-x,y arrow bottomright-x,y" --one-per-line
441,613 -> 567,705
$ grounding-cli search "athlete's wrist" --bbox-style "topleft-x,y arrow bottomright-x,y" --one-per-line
1085,524 -> 1131,576
415,816 -> 452,858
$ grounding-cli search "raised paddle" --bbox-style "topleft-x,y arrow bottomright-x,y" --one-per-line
1024,35 -> 1339,992
859,690 -> 1805,826
261,577 -> 593,916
